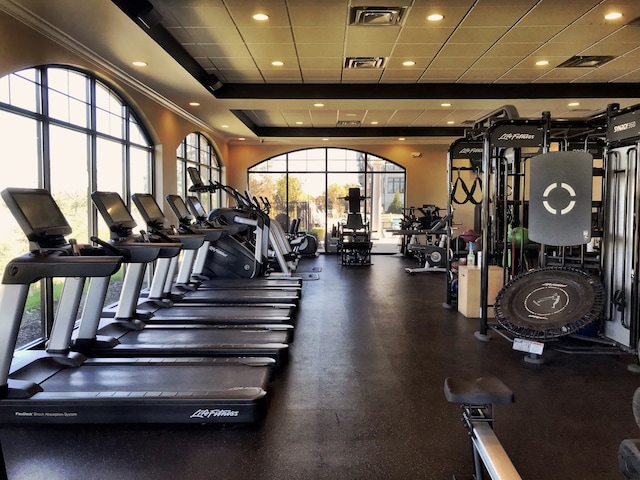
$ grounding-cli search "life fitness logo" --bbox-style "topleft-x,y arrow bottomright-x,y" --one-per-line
542,182 -> 576,215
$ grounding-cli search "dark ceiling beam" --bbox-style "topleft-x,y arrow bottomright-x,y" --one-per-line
111,0 -> 222,91
254,126 -> 466,137
231,110 -> 465,137
216,82 -> 640,100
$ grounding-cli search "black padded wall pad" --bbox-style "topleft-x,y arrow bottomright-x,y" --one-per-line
529,151 -> 593,246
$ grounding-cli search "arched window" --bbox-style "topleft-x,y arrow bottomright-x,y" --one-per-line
176,132 -> 221,213
0,65 -> 153,348
248,148 -> 405,253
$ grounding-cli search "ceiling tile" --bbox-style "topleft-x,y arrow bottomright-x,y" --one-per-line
254,57 -> 300,69
344,44 -> 394,57
448,26 -> 510,44
473,56 -> 523,69
438,43 -> 491,57
299,57 -> 344,69
419,69 -> 466,81
293,27 -> 346,44
341,69 -> 384,82
517,1 -> 599,27
403,6 -> 472,28
396,27 -> 453,44
296,43 -> 344,58
387,110 -> 424,126
180,27 -> 244,43
485,42 -> 541,57
261,70 -> 303,82
459,68 -> 512,81
300,70 -> 343,82
246,43 -> 297,57
208,56 -> 256,70
500,25 -> 564,43
162,5 -> 235,28
361,110 -> 396,126
460,4 -> 538,27
346,26 -> 402,45
380,69 -> 424,82
428,56 -> 477,69
391,43 -> 440,58
288,5 -> 347,26
238,26 -> 294,44
225,2 -> 290,27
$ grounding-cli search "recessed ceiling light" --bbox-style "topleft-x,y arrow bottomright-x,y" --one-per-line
605,12 -> 623,20
447,120 -> 455,125
568,102 -> 580,107
314,103 -> 325,107
253,13 -> 269,21
398,137 -> 406,141
221,124 -> 229,128
346,113 -> 357,117
402,61 -> 416,66
536,60 -> 550,66
132,61 -> 147,67
189,102 -> 200,107
322,138 -> 329,141
271,61 -> 284,66
295,121 -> 303,125
427,14 -> 444,22
441,102 -> 451,107
238,137 -> 246,141
370,121 -> 379,125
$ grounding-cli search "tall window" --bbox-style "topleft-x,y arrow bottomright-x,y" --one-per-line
0,66 -> 153,348
176,132 -> 221,214
248,148 -> 405,253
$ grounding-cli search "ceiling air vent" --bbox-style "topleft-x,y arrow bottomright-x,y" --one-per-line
350,6 -> 407,26
558,55 -> 616,68
337,120 -> 361,127
345,57 -> 386,69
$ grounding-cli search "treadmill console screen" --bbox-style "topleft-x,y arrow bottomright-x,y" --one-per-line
187,167 -> 205,189
132,194 -> 166,226
166,195 -> 192,222
91,191 -> 137,232
186,196 -> 207,219
2,188 -> 71,242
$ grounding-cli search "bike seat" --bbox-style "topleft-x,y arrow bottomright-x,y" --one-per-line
444,377 -> 514,404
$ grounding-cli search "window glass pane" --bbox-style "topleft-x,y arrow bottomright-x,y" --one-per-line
327,148 -> 362,171
288,148 -> 325,172
49,125 -> 90,242
95,83 -> 124,138
47,69 -> 89,127
130,146 -> 152,230
177,159 -> 185,198
96,137 -> 124,194
249,156 -> 286,172
129,113 -> 148,146
0,69 -> 39,112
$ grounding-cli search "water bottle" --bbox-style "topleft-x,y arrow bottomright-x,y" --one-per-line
467,241 -> 475,266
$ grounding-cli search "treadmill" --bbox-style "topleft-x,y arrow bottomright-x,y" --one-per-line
0,188 -> 273,424
165,193 -> 303,293
131,192 -> 301,306
92,191 -> 296,326
71,225 -> 291,369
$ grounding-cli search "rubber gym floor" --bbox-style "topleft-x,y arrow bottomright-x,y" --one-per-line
1,253 -> 638,480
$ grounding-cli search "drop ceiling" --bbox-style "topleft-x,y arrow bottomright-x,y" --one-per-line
3,0 -> 640,144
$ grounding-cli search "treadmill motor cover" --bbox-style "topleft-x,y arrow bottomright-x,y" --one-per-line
494,267 -> 605,341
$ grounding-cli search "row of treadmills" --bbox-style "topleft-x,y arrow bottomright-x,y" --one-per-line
0,185 -> 315,425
